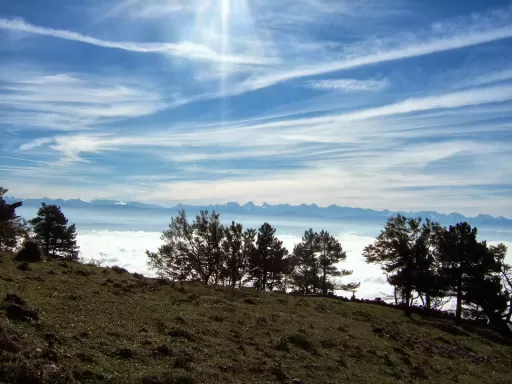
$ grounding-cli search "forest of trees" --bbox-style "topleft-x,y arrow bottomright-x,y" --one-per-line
146,209 -> 358,295
0,187 -> 79,261
363,215 -> 510,331
2,186 -> 511,334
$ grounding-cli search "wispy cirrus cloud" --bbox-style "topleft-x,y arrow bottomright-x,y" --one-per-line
234,5 -> 512,93
308,78 -> 389,92
100,0 -> 202,20
0,69 -> 167,131
2,0 -> 512,219
467,67 -> 512,87
19,83 -> 512,166
0,18 -> 274,65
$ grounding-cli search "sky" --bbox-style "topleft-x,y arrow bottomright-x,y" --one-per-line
1,0 -> 512,216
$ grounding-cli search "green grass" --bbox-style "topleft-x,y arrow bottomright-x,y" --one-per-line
0,251 -> 511,384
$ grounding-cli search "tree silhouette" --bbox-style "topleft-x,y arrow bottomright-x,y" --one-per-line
290,229 -> 319,294
499,246 -> 512,322
289,229 -> 358,295
317,230 -> 356,294
438,222 -> 509,326
29,203 -> 79,260
222,222 -> 256,288
0,187 -> 29,252
363,215 -> 441,316
249,223 -> 289,291
147,209 -> 224,284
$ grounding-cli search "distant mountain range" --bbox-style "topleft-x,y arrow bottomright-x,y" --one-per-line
6,196 -> 512,229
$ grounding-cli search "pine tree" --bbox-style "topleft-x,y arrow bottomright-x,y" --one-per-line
363,215 -> 440,316
291,229 -> 358,295
29,203 -> 79,260
317,230 -> 356,295
438,222 -> 507,325
290,229 -> 319,294
249,223 -> 289,291
0,187 -> 29,252
222,221 -> 255,288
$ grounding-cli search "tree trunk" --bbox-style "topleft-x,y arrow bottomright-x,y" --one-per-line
506,298 -> 512,323
45,234 -> 50,257
455,266 -> 463,324
425,294 -> 431,312
322,248 -> 327,295
404,287 -> 412,317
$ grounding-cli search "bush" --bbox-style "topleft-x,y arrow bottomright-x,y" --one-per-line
111,265 -> 129,274
287,333 -> 317,354
15,240 -> 42,262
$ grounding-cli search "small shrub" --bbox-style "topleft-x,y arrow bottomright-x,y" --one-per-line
111,265 -> 129,274
315,301 -> 329,313
115,347 -> 135,359
4,293 -> 26,306
5,303 -> 39,322
155,344 -> 172,356
15,240 -> 42,262
320,339 -> 338,349
42,347 -> 59,362
17,262 -> 32,271
271,361 -> 288,382
76,352 -> 96,363
287,333 -> 317,354
74,269 -> 90,277
173,349 -> 194,369
168,327 -> 194,341
275,337 -> 290,352
210,314 -> 224,322
172,375 -> 195,384
187,293 -> 200,301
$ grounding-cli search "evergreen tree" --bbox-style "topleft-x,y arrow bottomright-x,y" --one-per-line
363,215 -> 441,315
222,221 -> 255,288
290,229 -> 358,295
239,228 -> 257,288
499,249 -> 512,323
0,187 -> 29,252
317,230 -> 356,294
147,209 -> 224,284
249,223 -> 289,291
412,220 -> 445,311
438,222 -> 507,325
29,203 -> 79,260
290,229 -> 319,294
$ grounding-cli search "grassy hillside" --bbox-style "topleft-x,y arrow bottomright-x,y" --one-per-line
0,252 -> 511,384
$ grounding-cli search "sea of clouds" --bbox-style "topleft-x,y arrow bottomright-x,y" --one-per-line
16,205 -> 512,300
77,230 -> 390,299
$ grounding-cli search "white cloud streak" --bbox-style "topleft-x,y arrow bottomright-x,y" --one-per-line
0,70 -> 166,131
101,0 -> 200,20
470,68 -> 512,87
0,18 -> 273,65
308,78 -> 389,92
236,13 -> 512,92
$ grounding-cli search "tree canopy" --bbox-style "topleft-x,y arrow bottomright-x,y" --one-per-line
0,187 -> 29,252
29,203 -> 79,260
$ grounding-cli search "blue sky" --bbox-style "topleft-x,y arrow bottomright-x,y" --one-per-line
1,0 -> 512,216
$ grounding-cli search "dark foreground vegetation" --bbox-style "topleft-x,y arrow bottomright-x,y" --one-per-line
2,186 -> 512,382
1,253 -> 512,384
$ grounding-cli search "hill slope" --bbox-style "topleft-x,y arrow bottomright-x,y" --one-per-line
0,253 -> 511,384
